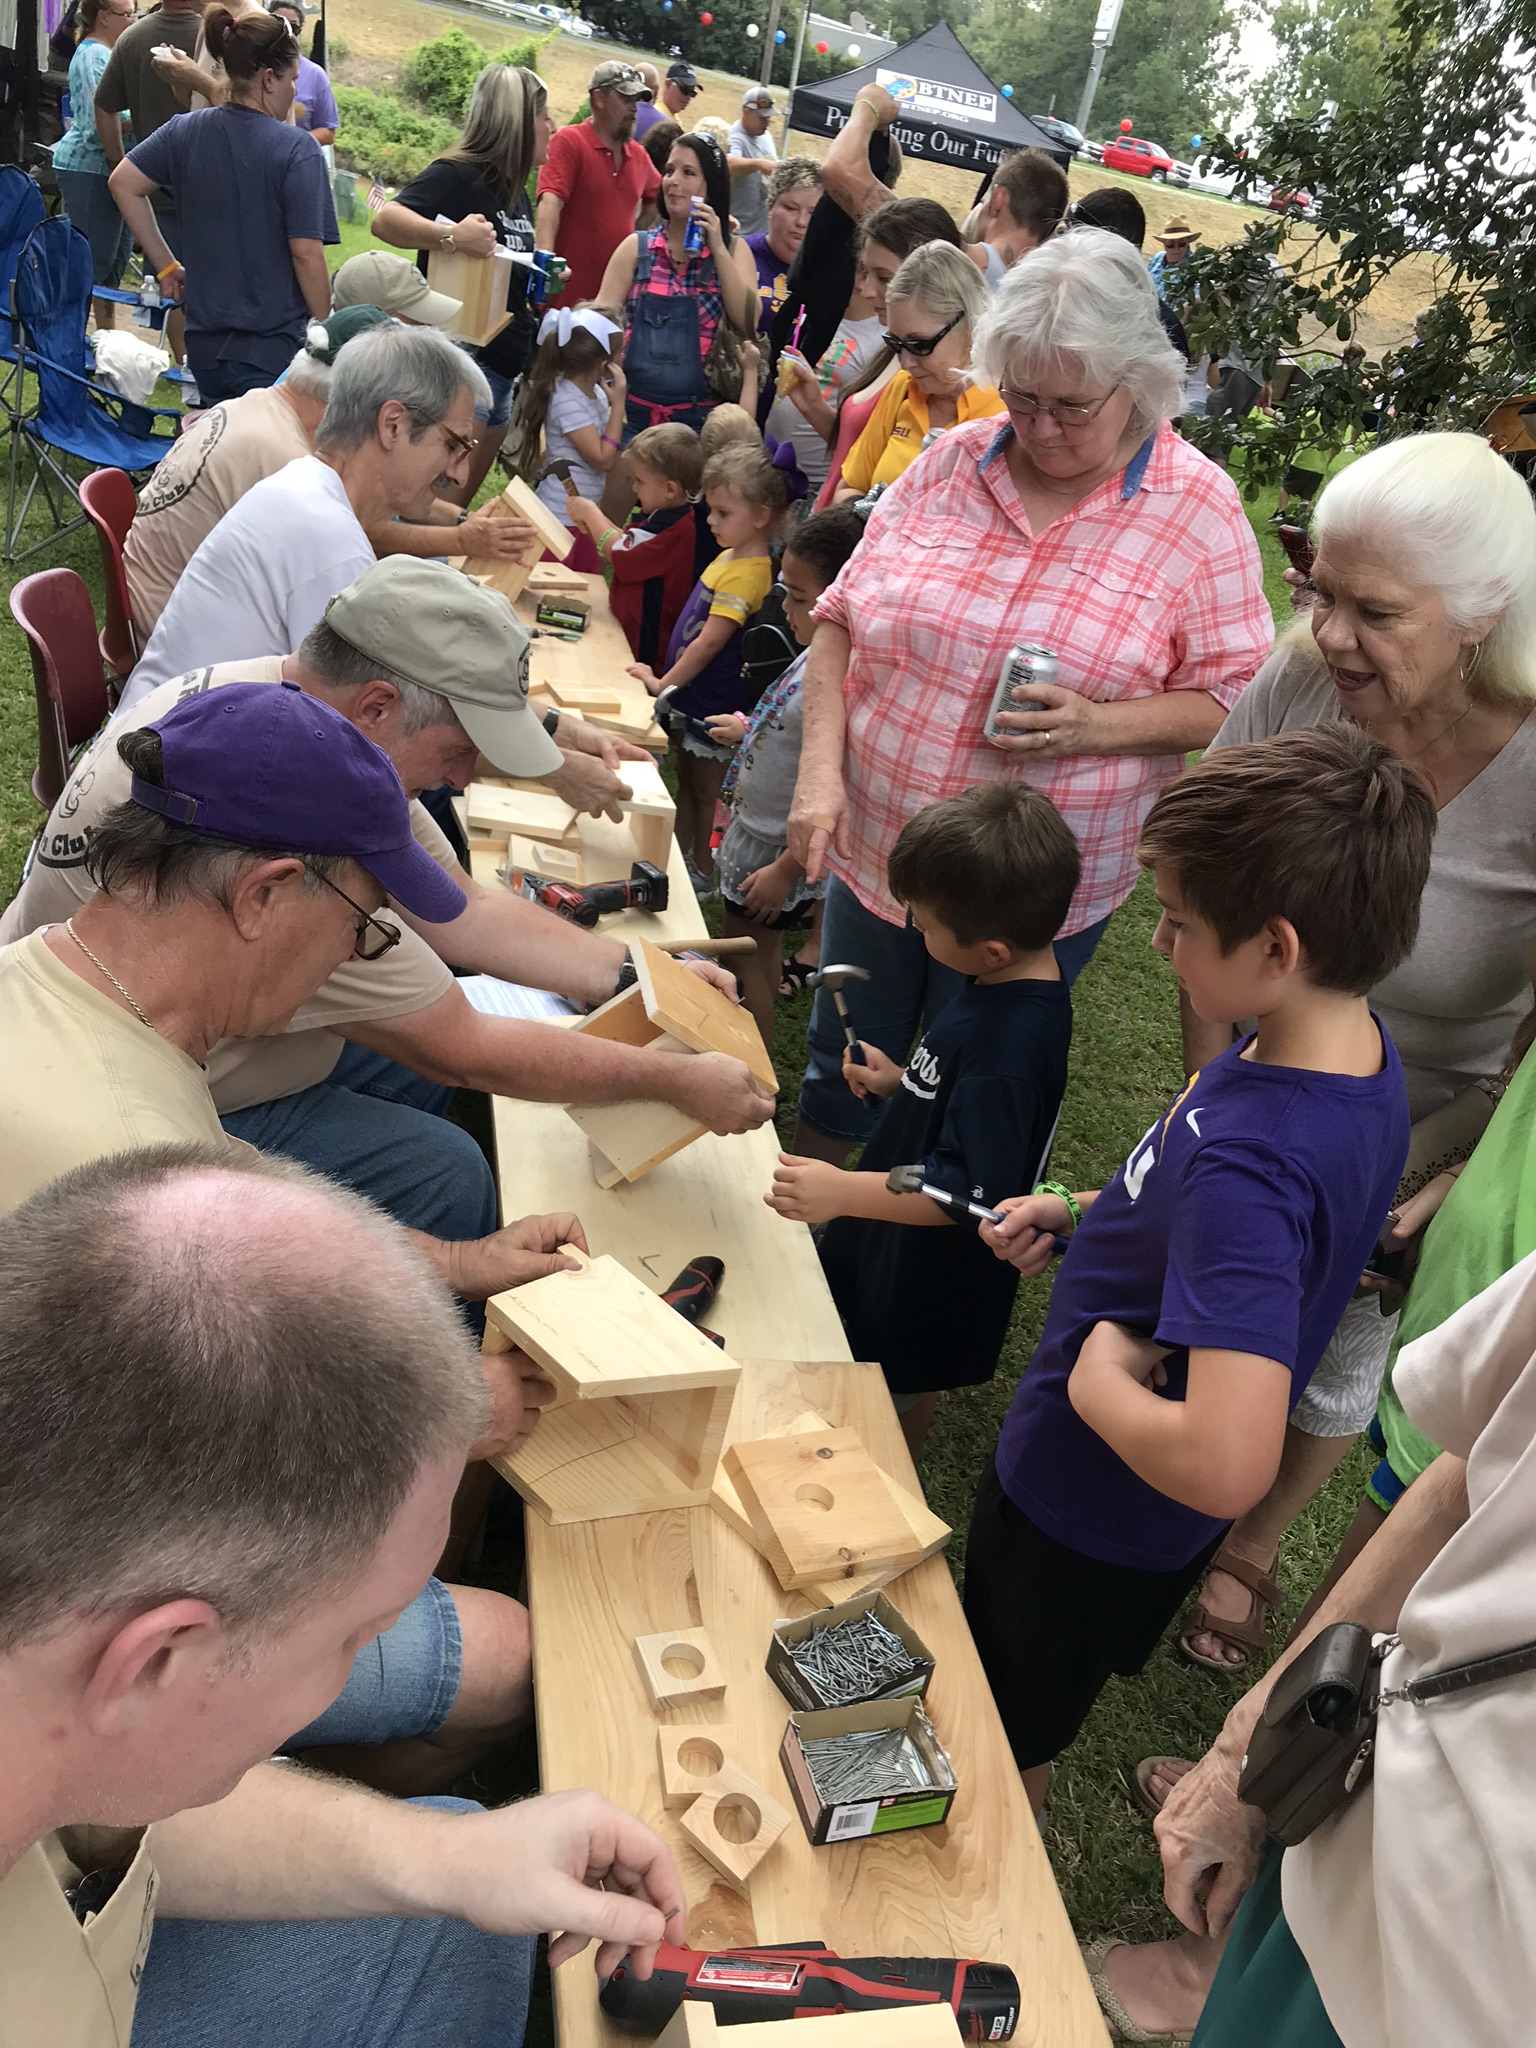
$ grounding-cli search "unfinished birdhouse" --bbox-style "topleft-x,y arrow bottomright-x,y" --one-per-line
426,242 -> 514,347
451,473 -> 573,603
565,939 -> 777,1187
482,1249 -> 740,1523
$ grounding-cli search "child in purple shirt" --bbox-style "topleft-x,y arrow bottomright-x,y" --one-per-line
964,725 -> 1436,1810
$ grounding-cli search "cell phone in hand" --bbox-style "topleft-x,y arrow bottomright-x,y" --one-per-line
1277,524 -> 1317,580
1363,1211 -> 1409,1285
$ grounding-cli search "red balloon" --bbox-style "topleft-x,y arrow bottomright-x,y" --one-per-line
815,38 -> 828,50
700,9 -> 712,19
1119,117 -> 1132,130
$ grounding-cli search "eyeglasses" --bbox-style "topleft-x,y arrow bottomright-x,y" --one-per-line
1000,385 -> 1121,429
439,420 -> 478,463
880,307 -> 965,358
306,867 -> 401,961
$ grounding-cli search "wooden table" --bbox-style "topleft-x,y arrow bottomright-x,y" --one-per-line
485,804 -> 1102,2047
517,574 -> 666,753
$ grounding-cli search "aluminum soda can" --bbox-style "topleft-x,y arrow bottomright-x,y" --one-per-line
984,643 -> 1058,744
683,201 -> 706,255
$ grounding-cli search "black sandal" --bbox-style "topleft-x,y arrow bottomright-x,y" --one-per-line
779,957 -> 816,998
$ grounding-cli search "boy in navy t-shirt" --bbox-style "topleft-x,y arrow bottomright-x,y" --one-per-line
766,782 -> 1080,1458
964,724 -> 1437,1809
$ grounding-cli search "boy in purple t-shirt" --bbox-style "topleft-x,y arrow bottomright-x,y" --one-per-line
964,725 -> 1436,1811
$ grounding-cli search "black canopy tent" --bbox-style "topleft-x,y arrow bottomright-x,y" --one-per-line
788,22 -> 1069,179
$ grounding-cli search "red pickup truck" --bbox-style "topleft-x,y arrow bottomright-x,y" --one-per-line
1101,134 -> 1175,179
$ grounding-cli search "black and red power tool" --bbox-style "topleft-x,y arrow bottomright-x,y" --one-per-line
600,1942 -> 1020,2040
660,1255 -> 725,1348
510,860 -> 669,928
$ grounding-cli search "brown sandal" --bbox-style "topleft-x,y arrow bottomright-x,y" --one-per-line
1177,1544 -> 1281,1672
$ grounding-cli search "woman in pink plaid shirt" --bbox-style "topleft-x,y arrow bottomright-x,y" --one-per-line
785,229 -> 1272,1156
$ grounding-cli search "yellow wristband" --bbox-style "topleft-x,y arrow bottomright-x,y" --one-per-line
155,261 -> 180,280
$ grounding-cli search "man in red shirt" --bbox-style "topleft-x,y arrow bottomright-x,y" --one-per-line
536,61 -> 662,306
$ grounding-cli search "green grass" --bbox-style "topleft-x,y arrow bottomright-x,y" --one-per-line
0,384 -> 1364,2035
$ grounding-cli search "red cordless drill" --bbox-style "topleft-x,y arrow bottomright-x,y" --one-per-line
600,1943 -> 1020,2040
660,1256 -> 725,1348
510,860 -> 669,928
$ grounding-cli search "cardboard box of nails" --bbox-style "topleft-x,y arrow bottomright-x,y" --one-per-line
779,1697 -> 958,1847
767,1593 -> 935,1714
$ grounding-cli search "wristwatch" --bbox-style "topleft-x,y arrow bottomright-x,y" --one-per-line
611,948 -> 639,999
440,223 -> 456,251
540,707 -> 561,738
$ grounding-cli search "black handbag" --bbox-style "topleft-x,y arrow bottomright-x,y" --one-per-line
1239,1620 -> 1536,1846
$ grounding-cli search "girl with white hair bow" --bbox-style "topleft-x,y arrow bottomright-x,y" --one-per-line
505,304 -> 627,572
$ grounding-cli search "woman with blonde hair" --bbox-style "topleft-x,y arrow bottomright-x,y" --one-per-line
372,64 -> 555,498
831,238 -> 1001,501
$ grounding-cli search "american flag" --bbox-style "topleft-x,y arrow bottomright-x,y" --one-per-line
366,177 -> 387,213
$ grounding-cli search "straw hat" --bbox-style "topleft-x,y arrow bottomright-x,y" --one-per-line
1154,215 -> 1201,246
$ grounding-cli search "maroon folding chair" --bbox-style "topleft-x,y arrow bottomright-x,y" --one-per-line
9,566 -> 110,811
78,465 -> 141,682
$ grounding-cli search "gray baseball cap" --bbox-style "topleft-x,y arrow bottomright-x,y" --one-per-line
590,59 -> 652,98
322,559 -> 562,780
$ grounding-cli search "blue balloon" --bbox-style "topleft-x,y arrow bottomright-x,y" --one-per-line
1001,83 -> 1013,96
1190,133 -> 1202,147
775,25 -> 785,36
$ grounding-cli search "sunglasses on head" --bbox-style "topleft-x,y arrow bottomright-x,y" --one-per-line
880,306 -> 965,358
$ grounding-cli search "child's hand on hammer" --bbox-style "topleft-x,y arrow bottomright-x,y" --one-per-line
843,1041 -> 901,1099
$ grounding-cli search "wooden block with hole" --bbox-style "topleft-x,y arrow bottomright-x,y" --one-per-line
483,1251 -> 740,1523
505,833 -> 584,885
564,939 -> 777,1186
656,1724 -> 738,1811
466,783 -> 580,847
711,1408 -> 950,1605
655,2006 -> 964,2046
635,1626 -> 727,1709
676,1761 -> 790,1893
526,559 -> 589,600
426,243 -> 513,346
615,754 -> 676,869
722,1427 -> 929,1592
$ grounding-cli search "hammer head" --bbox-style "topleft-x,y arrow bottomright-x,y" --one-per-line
885,1164 -> 925,1195
806,963 -> 871,995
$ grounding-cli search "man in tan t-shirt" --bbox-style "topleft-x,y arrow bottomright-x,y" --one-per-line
0,1147 -> 682,2048
123,309 -> 534,638
3,559 -> 774,1243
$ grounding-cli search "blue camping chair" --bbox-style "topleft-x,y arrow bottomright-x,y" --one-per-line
0,164 -> 47,421
5,216 -> 180,564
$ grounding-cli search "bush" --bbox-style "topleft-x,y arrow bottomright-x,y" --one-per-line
402,25 -> 546,122
333,86 -> 456,184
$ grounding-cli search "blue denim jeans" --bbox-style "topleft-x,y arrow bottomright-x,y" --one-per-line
131,1798 -> 535,2048
284,1576 -> 463,1752
796,877 -> 1113,1144
219,1046 -> 495,1245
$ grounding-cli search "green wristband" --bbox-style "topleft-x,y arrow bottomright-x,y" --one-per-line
1034,1179 -> 1082,1229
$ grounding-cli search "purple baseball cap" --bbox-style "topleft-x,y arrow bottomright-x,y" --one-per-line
132,681 -> 467,924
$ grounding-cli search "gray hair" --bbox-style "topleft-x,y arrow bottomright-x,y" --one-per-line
973,227 -> 1184,432
0,1144 -> 486,1653
316,324 -> 491,454
87,729 -> 349,907
1312,431 -> 1536,702
300,617 -> 460,736
886,238 -> 989,337
284,343 -> 332,405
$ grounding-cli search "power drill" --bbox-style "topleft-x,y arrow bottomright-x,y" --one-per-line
509,860 -> 668,928
600,1943 -> 1020,2040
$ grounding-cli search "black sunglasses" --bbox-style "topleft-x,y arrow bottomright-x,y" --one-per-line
880,306 -> 965,358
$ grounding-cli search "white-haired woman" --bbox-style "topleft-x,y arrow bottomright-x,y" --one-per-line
829,239 -> 1000,501
1138,432 -> 1536,1709
785,228 -> 1272,1159
372,65 -> 555,500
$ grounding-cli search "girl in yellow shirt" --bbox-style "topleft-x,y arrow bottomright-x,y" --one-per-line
834,239 -> 1002,501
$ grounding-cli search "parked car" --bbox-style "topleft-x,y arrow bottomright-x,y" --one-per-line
1167,158 -> 1192,187
565,12 -> 594,31
1082,137 -> 1105,162
1269,186 -> 1314,214
1100,134 -> 1175,180
1030,113 -> 1087,157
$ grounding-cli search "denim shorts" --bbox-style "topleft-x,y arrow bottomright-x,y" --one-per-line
477,363 -> 515,430
283,1574 -> 463,1750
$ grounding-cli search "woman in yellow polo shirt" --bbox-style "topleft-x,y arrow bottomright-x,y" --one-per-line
833,240 -> 1001,501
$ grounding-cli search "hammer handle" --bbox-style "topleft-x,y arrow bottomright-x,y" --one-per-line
650,936 -> 757,957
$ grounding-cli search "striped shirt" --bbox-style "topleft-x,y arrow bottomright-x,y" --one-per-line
812,417 -> 1272,936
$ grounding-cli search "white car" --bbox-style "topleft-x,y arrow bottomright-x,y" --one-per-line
564,13 -> 594,31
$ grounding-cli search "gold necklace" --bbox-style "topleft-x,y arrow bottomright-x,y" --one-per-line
63,919 -> 154,1031
1353,697 -> 1472,764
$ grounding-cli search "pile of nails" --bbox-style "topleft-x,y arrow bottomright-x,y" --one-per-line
786,1611 -> 917,1707
800,1720 -> 951,1804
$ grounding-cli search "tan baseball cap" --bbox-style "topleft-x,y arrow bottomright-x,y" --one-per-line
331,251 -> 462,329
322,559 -> 563,780
590,59 -> 652,98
